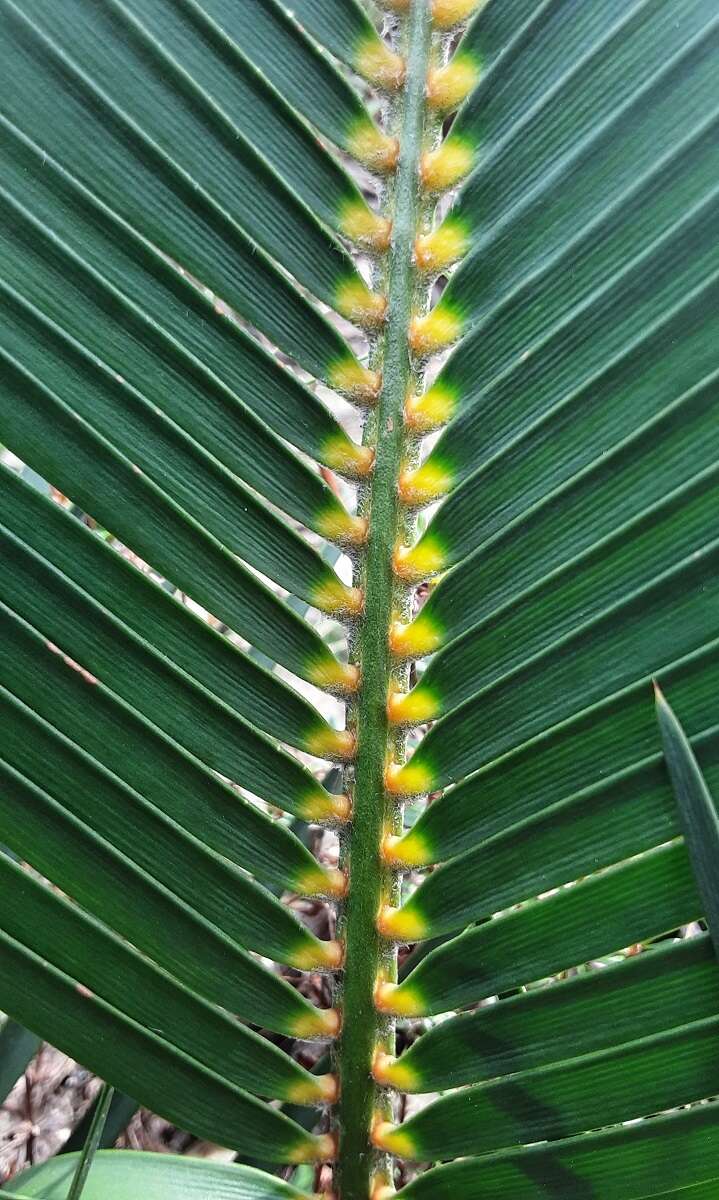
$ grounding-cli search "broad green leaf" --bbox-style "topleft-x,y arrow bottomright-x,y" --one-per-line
408,8 -> 719,570
6,1151 -> 312,1199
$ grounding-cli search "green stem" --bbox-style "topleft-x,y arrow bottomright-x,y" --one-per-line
336,5 -> 432,1198
66,1081 -> 114,1200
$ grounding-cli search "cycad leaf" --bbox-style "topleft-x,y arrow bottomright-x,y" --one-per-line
1,0 -> 717,1187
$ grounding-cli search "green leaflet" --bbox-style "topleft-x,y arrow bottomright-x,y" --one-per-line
0,929 -> 318,1164
447,68 -> 719,354
198,0 -> 370,151
62,1082 -> 113,1200
388,1016 -> 719,1161
387,842 -> 700,1014
0,361 -> 347,686
0,1 -> 354,377
408,642 -> 719,862
390,729 -> 719,938
0,116 -> 364,474
418,241 -> 719,575
0,686 -> 329,969
0,184 -> 353,539
398,546 -> 719,792
405,467 -> 718,723
4,0 -> 361,312
450,0 -> 718,250
8,1151 -> 312,1199
119,0 -> 367,236
0,467 -> 336,756
0,521 -> 341,817
0,853 -> 324,1105
411,195 -> 719,568
0,761 -> 326,1036
0,604 -> 334,891
414,372 -> 719,650
0,1019 -> 40,1105
0,283 -> 350,610
278,0 -> 379,68
657,689 -> 719,954
398,1101 -> 719,1200
389,934 -> 719,1092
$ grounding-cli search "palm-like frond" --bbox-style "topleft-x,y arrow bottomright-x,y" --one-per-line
0,1 -> 717,1198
